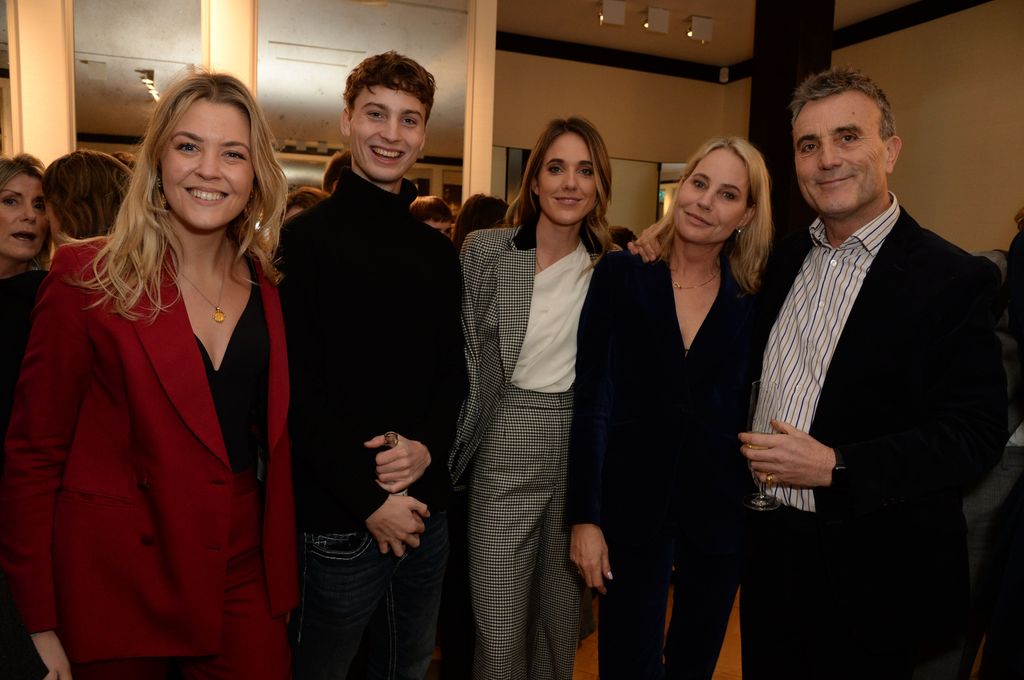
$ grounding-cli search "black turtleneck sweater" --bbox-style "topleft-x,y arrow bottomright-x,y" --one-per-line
279,168 -> 466,533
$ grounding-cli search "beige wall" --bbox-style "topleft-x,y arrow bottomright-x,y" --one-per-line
835,0 -> 1024,251
722,77 -> 751,139
494,51 -> 726,163
607,158 -> 660,232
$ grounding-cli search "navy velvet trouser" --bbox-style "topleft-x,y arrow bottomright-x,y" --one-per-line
598,528 -> 741,680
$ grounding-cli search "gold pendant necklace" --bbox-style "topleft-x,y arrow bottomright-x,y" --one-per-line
178,251 -> 229,323
671,271 -> 719,290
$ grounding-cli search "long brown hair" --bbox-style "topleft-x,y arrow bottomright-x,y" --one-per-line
43,150 -> 131,242
506,117 -> 612,260
452,193 -> 507,252
80,69 -> 287,320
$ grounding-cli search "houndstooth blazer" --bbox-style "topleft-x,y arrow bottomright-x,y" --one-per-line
448,225 -> 598,485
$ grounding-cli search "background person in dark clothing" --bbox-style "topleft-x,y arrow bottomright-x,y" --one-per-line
281,51 -> 465,680
450,193 -> 507,253
0,153 -> 49,680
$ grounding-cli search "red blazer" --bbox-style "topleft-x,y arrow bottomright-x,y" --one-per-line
0,242 -> 299,663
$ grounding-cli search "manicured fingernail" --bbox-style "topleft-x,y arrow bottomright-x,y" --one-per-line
605,571 -> 613,579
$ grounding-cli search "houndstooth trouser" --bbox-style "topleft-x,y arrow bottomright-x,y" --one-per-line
467,384 -> 582,680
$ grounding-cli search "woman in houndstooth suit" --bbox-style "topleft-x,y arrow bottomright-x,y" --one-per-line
449,117 -> 613,680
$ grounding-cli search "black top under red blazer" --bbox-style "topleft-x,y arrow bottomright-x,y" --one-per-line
751,209 -> 1007,651
568,250 -> 756,553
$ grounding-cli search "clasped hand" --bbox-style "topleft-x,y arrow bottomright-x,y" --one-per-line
364,432 -> 431,494
738,420 -> 836,488
365,494 -> 430,557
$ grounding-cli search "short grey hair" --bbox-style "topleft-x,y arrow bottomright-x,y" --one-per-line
789,66 -> 896,139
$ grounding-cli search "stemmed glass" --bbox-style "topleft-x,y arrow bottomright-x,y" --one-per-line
742,380 -> 780,512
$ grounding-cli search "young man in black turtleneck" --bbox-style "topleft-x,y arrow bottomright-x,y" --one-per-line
280,51 -> 466,680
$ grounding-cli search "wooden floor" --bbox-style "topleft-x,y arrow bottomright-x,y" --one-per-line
572,589 -> 984,680
572,590 -> 742,680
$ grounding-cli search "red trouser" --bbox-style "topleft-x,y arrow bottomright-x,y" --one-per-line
71,471 -> 290,680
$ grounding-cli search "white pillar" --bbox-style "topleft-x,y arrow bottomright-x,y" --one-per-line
462,0 -> 497,198
7,0 -> 75,163
204,0 -> 257,91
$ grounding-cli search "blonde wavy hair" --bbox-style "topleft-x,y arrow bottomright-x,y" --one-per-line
644,137 -> 773,294
507,117 -> 613,260
81,69 -> 287,320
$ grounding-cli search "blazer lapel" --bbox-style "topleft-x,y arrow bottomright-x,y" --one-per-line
751,233 -> 813,377
816,216 -> 913,408
495,243 -> 536,378
685,259 -> 753,381
259,272 -> 289,457
134,280 -> 230,468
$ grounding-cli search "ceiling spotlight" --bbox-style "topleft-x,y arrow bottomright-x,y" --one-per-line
599,0 -> 625,26
644,7 -> 669,34
135,69 -> 159,102
686,15 -> 713,43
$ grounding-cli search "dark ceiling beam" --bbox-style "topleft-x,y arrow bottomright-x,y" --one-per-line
498,0 -> 996,84
496,31 -> 722,84
834,0 -> 995,49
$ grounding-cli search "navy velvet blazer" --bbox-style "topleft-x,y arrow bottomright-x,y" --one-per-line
567,250 -> 756,553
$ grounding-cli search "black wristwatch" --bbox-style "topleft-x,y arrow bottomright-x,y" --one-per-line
831,448 -> 848,488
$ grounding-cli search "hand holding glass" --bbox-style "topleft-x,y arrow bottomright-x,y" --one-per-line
742,380 -> 780,512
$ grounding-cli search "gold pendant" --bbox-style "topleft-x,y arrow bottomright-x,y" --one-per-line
213,307 -> 226,323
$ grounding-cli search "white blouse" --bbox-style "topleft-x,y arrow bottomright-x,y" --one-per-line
511,242 -> 594,393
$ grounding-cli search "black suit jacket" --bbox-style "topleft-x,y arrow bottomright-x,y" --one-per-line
568,250 -> 756,553
752,208 -> 1007,650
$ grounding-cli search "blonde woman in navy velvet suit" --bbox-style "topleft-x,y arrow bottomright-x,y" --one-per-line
450,117 -> 612,680
568,137 -> 773,680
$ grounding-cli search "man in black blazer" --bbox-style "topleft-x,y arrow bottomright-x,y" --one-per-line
739,66 -> 1006,679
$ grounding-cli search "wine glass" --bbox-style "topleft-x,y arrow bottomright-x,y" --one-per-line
742,380 -> 780,512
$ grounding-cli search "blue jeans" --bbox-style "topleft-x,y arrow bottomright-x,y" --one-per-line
290,512 -> 448,680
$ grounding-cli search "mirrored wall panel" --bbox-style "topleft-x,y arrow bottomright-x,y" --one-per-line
257,0 -> 468,192
74,0 -> 201,147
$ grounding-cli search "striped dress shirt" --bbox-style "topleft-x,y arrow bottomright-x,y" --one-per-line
754,195 -> 901,511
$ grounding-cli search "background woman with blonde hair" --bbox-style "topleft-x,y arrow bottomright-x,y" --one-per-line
569,137 -> 773,679
0,70 -> 297,679
450,116 -> 612,680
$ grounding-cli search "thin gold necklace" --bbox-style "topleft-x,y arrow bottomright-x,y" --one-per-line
178,252 -> 229,323
671,268 -> 719,290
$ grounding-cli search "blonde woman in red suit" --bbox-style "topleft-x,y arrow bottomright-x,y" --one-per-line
0,71 -> 297,679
